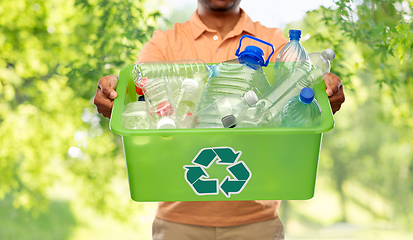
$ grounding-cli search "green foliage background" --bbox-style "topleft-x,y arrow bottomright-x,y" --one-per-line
0,0 -> 161,238
279,1 -> 413,237
0,0 -> 412,239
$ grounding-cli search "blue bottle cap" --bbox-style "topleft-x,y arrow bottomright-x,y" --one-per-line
235,35 -> 274,67
299,87 -> 314,104
289,29 -> 301,41
238,45 -> 265,70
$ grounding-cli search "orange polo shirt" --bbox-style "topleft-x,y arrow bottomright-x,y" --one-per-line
136,9 -> 289,227
137,9 -> 288,64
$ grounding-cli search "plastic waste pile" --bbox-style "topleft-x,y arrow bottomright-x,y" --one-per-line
122,31 -> 334,130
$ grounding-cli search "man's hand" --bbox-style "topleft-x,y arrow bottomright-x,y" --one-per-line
323,72 -> 345,114
94,75 -> 118,118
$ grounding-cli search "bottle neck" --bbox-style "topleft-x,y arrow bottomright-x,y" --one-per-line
240,95 -> 251,107
299,95 -> 313,104
320,52 -> 331,62
260,63 -> 312,104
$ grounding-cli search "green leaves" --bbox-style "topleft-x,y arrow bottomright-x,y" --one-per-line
332,0 -> 413,65
323,0 -> 413,228
283,0 -> 413,229
0,0 -> 160,220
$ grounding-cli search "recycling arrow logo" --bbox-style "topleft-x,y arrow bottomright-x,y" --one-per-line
184,147 -> 252,198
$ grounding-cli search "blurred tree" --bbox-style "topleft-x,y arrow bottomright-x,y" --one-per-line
0,0 -> 161,222
281,0 -> 413,230
325,0 -> 413,229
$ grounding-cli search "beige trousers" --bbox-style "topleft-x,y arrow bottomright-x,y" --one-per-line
152,217 -> 284,240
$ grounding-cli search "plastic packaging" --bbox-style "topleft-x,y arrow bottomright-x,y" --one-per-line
121,101 -> 152,129
308,49 -> 335,80
237,102 -> 276,128
139,77 -> 178,129
279,87 -> 321,127
193,90 -> 258,128
196,35 -> 274,111
273,29 -> 310,84
175,78 -> 201,122
247,48 -> 335,126
132,59 -> 212,98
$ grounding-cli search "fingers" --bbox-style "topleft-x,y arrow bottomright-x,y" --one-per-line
328,89 -> 345,114
94,90 -> 114,118
323,73 -> 345,114
323,73 -> 342,97
94,75 -> 119,118
98,75 -> 118,100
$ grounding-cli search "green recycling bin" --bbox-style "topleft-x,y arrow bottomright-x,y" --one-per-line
110,63 -> 335,202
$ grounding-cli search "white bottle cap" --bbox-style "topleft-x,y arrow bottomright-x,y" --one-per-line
243,90 -> 258,106
182,78 -> 199,90
157,117 -> 176,129
323,49 -> 336,62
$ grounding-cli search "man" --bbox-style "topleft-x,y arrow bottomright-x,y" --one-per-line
94,0 -> 345,239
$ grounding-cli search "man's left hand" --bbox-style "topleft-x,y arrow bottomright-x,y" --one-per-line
323,73 -> 345,114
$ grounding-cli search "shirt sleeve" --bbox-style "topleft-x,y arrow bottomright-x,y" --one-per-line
135,30 -> 169,63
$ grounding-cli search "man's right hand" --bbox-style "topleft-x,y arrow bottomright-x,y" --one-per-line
94,75 -> 118,119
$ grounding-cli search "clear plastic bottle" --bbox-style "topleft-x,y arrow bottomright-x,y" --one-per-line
175,78 -> 201,122
273,29 -> 310,84
308,49 -> 335,80
250,48 -> 335,126
237,102 -> 275,128
196,35 -> 274,111
133,59 -> 212,98
121,101 -> 152,129
193,90 -> 258,128
279,87 -> 321,127
139,77 -> 178,129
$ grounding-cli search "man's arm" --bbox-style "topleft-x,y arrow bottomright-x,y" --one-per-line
136,32 -> 169,63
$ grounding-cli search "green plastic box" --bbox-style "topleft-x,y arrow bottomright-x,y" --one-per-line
110,63 -> 334,202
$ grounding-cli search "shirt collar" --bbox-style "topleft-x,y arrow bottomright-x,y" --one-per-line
189,8 -> 256,40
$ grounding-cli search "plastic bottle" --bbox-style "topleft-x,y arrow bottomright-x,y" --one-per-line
121,101 -> 152,129
196,35 -> 274,111
139,77 -> 178,129
273,29 -> 310,84
308,49 -> 335,80
237,103 -> 275,128
193,90 -> 258,128
247,48 -> 335,126
279,87 -> 321,127
175,78 -> 201,122
133,59 -> 212,98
